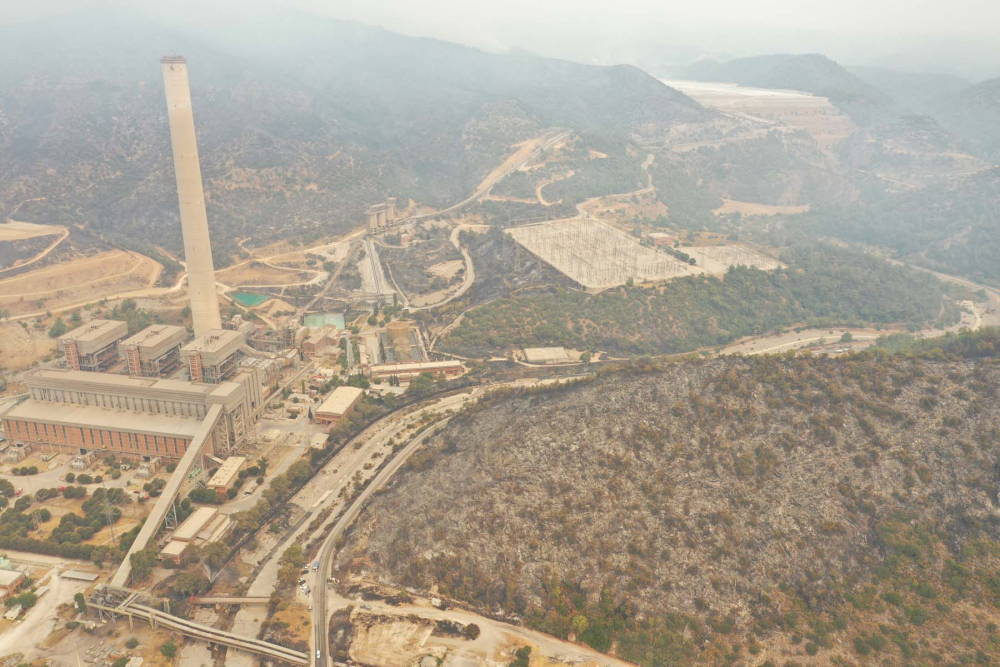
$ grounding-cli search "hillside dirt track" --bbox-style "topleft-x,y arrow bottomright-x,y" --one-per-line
0,249 -> 161,315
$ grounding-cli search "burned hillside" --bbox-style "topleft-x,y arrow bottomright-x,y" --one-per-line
339,350 -> 1000,665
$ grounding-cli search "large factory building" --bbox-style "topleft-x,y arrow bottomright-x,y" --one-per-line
1,367 -> 264,461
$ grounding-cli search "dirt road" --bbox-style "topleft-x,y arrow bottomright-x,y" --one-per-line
0,224 -> 69,276
0,568 -> 92,661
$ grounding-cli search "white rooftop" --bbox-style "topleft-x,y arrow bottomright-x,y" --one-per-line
173,507 -> 218,542
5,399 -> 203,439
26,368 -> 242,402
370,360 -> 462,373
182,329 -> 245,362
207,456 -> 245,488
120,324 -> 188,351
160,540 -> 189,557
316,386 -> 364,417
523,347 -> 571,363
0,570 -> 23,587
59,319 -> 127,344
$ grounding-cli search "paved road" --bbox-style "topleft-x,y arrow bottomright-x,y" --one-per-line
312,419 -> 451,666
404,225 -> 479,312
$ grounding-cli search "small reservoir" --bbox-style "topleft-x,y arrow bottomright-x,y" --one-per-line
230,292 -> 271,307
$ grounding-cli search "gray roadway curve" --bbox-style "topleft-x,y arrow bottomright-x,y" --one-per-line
312,419 -> 451,666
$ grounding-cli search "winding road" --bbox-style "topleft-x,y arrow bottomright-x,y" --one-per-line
309,378 -> 637,667
398,131 -> 572,224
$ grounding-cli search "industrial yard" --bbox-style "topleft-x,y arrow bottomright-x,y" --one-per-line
678,244 -> 785,275
507,218 -> 697,289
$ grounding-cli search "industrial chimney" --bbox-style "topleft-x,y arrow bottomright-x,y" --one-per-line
160,56 -> 222,337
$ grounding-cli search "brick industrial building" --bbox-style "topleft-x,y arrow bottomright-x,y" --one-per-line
314,386 -> 364,426
1,367 -> 265,461
119,324 -> 189,378
182,329 -> 245,383
59,319 -> 129,372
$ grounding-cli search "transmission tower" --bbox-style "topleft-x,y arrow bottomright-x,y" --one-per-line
100,484 -> 119,546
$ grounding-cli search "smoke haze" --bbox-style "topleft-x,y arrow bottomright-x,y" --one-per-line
4,0 -> 998,79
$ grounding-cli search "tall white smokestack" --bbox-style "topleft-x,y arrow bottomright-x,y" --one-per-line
160,55 -> 222,337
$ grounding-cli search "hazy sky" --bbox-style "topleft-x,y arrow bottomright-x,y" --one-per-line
5,0 -> 1000,78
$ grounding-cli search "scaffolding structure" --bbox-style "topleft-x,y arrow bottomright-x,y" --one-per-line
508,219 -> 694,288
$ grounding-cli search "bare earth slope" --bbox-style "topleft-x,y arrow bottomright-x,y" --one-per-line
341,352 -> 1000,665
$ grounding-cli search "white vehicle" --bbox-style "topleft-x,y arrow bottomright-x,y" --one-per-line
316,650 -> 321,660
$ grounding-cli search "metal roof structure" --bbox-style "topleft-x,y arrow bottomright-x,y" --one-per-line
315,386 -> 364,417
119,325 -> 188,357
206,456 -> 245,489
5,400 -> 203,439
173,507 -> 219,542
59,319 -> 127,345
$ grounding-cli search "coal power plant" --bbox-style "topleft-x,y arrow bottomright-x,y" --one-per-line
161,55 -> 222,337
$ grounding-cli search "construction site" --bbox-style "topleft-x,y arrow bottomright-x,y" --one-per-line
507,218 -> 697,289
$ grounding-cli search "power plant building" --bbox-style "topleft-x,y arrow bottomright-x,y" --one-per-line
119,324 -> 189,378
1,367 -> 263,461
314,386 -> 364,426
206,455 -> 245,497
59,319 -> 128,372
370,360 -> 464,382
161,55 -> 222,337
182,329 -> 245,384
365,197 -> 398,233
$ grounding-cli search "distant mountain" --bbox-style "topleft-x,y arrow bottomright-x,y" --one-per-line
848,65 -> 970,114
682,53 -> 896,124
0,8 -> 707,264
807,167 -> 1000,283
837,114 -> 988,188
929,77 -> 1000,162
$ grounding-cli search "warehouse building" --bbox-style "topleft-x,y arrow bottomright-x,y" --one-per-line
369,360 -> 464,382
119,324 -> 189,378
0,569 -> 25,602
182,329 -> 246,384
159,506 -> 232,563
1,367 -> 263,461
206,455 -> 245,498
59,319 -> 129,372
314,386 -> 364,426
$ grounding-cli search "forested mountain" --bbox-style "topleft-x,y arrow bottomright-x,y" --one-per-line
440,243 -> 957,357
0,8 -> 707,265
929,77 -> 1000,161
681,54 -> 896,124
804,167 -> 1000,283
836,114 -> 988,188
848,65 -> 971,114
341,335 -> 1000,666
